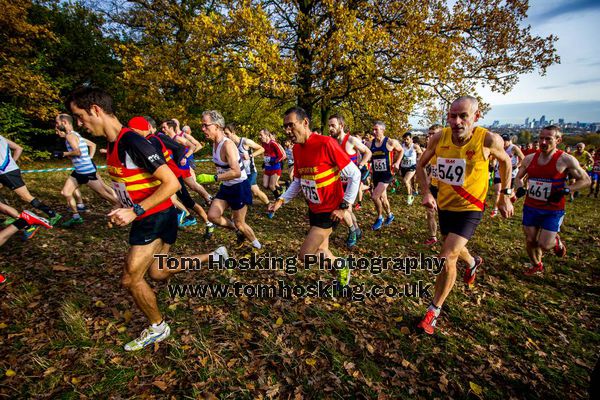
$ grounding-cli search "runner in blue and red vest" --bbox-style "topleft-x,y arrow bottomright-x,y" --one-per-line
259,129 -> 286,199
514,125 -> 590,275
66,87 -> 228,352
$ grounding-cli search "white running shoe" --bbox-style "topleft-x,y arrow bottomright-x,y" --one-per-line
124,323 -> 171,351
212,246 -> 229,262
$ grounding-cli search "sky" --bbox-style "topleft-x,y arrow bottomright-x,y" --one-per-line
414,0 -> 600,127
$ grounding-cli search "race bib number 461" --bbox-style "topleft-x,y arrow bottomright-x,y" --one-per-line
436,158 -> 466,185
112,182 -> 135,208
527,179 -> 552,201
301,179 -> 321,204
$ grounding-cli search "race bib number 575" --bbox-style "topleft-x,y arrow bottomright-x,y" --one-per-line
436,158 -> 466,185
301,179 -> 321,204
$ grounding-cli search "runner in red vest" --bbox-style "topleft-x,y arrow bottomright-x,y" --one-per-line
66,87 -> 228,351
268,107 -> 361,287
514,125 -> 590,275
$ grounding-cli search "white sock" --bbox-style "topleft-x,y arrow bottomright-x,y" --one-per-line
73,213 -> 80,219
77,203 -> 85,208
151,320 -> 166,332
206,222 -> 214,227
469,258 -> 476,268
252,239 -> 262,249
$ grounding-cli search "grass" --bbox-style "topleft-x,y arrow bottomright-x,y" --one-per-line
0,158 -> 598,398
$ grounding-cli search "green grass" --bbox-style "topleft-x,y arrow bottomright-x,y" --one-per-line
0,158 -> 598,398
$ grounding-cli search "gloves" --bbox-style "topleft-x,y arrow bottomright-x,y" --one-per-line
196,174 -> 217,184
516,187 -> 527,198
547,188 -> 569,203
52,151 -> 64,159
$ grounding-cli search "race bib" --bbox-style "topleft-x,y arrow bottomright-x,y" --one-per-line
373,158 -> 387,172
527,179 -> 552,201
594,164 -> 600,172
301,179 -> 321,204
401,157 -> 413,168
112,182 -> 135,208
429,164 -> 438,179
436,158 -> 466,185
264,156 -> 271,166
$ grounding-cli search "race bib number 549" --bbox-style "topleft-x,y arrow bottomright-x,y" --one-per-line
436,158 -> 466,185
301,179 -> 321,204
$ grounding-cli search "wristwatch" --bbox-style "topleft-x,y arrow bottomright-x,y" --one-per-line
133,204 -> 146,216
500,188 -> 513,195
339,200 -> 350,210
563,187 -> 571,195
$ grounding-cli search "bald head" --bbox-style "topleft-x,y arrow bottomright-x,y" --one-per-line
452,96 -> 479,112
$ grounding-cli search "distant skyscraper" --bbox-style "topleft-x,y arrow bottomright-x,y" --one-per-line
524,117 -> 529,126
492,120 -> 500,128
558,118 -> 564,125
540,115 -> 546,126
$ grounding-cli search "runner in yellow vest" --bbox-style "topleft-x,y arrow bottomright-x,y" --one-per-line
415,96 -> 514,335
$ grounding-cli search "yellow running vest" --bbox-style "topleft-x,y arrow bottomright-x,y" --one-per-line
435,126 -> 489,211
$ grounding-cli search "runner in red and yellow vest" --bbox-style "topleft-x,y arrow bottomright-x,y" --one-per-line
107,127 -> 172,219
514,125 -> 590,276
435,126 -> 489,212
415,96 -> 514,336
269,107 -> 361,288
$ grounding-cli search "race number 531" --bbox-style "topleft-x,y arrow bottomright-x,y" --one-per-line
436,158 -> 466,185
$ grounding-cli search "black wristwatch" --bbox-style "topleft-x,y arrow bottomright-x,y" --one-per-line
500,188 -> 513,196
563,187 -> 571,195
133,204 -> 146,216
339,200 -> 350,210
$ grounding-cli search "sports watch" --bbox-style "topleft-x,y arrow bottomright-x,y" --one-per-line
339,200 -> 350,210
500,188 -> 513,196
133,204 -> 146,216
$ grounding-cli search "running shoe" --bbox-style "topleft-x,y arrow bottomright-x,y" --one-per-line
266,211 -> 275,219
384,213 -> 395,226
524,262 -> 544,276
124,324 -> 171,351
463,255 -> 483,285
554,234 -> 566,257
0,274 -> 6,285
490,209 -> 499,218
62,217 -> 84,228
356,227 -> 363,240
354,203 -> 361,211
19,210 -> 52,229
372,216 -> 383,231
177,210 -> 188,227
181,217 -> 197,227
407,195 -> 414,205
49,213 -> 62,226
417,310 -> 438,335
423,237 -> 438,245
346,230 -> 357,248
2,217 -> 16,227
22,225 -> 41,241
204,223 -> 215,239
337,261 -> 351,287
76,204 -> 88,212
212,246 -> 229,262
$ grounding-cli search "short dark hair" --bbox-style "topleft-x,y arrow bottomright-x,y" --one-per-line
328,113 -> 345,128
57,114 -> 73,126
542,125 -> 562,138
284,106 -> 310,124
144,116 -> 157,129
402,131 -> 412,139
428,124 -> 442,131
65,86 -> 114,115
225,123 -> 237,133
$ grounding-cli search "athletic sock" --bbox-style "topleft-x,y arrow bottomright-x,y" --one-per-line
151,320 -> 167,332
76,203 -> 85,209
252,239 -> 262,249
30,198 -> 55,218
349,226 -> 356,232
206,222 -> 214,227
73,213 -> 81,219
468,258 -> 476,268
427,302 -> 441,317
12,218 -> 29,230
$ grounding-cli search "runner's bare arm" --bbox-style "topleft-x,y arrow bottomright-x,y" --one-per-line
64,133 -> 82,157
564,154 -> 591,192
349,136 -> 372,166
486,132 -> 514,217
83,138 -> 97,159
218,140 -> 243,181
245,138 -> 265,158
514,154 -> 534,190
184,133 -> 202,153
6,138 -> 23,162
416,131 -> 441,197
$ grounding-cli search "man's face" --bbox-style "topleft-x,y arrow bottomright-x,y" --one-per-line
447,99 -> 480,139
201,115 -> 219,141
402,136 -> 412,146
503,139 -> 511,149
283,112 -> 308,144
54,117 -> 67,137
372,124 -> 384,139
70,103 -> 103,137
533,142 -> 539,149
328,118 -> 342,138
538,129 -> 561,153
526,143 -> 532,149
576,144 -> 584,153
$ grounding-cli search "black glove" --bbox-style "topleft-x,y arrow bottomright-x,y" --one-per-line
516,187 -> 527,198
52,151 -> 64,159
547,188 -> 569,203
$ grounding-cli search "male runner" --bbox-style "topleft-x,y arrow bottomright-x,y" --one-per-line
328,113 -> 372,247
129,117 -> 214,239
0,135 -> 62,226
514,126 -> 590,275
366,121 -> 403,230
572,142 -> 593,198
54,114 -> 119,227
423,124 -> 442,245
0,201 -> 52,245
268,107 -> 360,286
223,124 -> 270,205
490,134 -> 524,217
196,111 -> 262,249
590,148 -> 600,198
415,95 -> 514,335
259,129 -> 285,198
67,87 -> 227,351
400,132 -> 423,205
